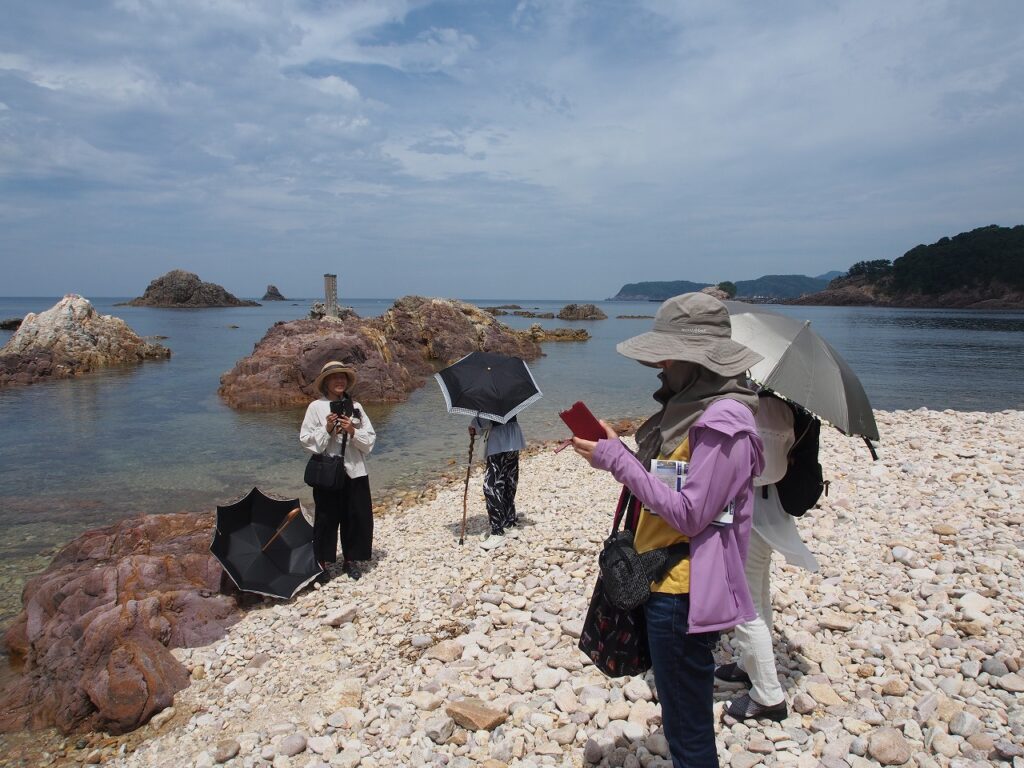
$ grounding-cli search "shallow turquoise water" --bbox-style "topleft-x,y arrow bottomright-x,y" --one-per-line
1,296 -> 1023,625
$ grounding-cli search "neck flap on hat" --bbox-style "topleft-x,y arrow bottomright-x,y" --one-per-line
634,362 -> 759,465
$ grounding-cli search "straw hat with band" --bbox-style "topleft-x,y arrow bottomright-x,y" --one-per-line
313,361 -> 357,396
616,292 -> 762,376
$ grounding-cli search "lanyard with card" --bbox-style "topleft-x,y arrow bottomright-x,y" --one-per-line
648,459 -> 735,526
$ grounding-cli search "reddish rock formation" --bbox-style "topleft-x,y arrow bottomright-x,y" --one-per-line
1,513 -> 240,735
219,296 -> 543,410
0,295 -> 170,387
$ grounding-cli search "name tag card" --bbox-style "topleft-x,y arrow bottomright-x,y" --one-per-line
648,459 -> 735,526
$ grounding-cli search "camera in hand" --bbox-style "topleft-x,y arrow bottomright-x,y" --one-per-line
330,398 -> 361,420
330,398 -> 353,417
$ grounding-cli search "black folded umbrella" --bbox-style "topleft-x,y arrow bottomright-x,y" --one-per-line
211,487 -> 322,599
434,351 -> 542,424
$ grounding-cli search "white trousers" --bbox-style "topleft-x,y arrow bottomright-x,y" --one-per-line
731,531 -> 786,706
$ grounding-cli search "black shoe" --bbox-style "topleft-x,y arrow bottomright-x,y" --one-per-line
714,662 -> 752,685
342,561 -> 361,581
726,693 -> 788,722
316,569 -> 331,585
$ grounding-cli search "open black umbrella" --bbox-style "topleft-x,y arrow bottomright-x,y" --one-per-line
434,351 -> 542,424
211,487 -> 322,599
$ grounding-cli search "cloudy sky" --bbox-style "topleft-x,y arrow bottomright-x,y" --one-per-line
1,1 -> 1022,299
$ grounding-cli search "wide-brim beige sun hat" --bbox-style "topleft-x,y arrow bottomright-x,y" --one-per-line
616,292 -> 763,377
313,361 -> 357,395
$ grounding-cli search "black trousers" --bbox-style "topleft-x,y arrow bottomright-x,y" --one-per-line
482,450 -> 519,534
312,474 -> 373,564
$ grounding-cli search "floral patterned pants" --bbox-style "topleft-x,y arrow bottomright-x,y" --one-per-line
483,450 -> 519,534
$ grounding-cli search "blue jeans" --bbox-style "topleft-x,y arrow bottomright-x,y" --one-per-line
644,593 -> 721,768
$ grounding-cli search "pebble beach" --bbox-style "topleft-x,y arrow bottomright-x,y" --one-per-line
13,408 -> 1024,767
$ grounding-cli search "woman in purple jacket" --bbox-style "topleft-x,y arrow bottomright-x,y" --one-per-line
573,293 -> 765,768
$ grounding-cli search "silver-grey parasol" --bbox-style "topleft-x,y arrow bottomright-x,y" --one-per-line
723,301 -> 880,444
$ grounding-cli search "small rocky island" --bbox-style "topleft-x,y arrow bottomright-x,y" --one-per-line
262,285 -> 287,301
557,303 -> 607,320
0,295 -> 170,386
124,270 -> 259,308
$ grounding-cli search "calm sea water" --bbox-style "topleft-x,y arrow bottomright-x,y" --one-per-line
1,296 -> 1023,625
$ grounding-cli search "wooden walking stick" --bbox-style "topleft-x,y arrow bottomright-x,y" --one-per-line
460,431 -> 477,545
262,508 -> 301,552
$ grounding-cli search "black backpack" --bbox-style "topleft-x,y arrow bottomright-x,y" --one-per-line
774,404 -> 826,516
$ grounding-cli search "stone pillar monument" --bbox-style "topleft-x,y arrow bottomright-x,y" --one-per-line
324,273 -> 338,318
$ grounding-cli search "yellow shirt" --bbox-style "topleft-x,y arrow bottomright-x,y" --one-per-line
633,438 -> 691,594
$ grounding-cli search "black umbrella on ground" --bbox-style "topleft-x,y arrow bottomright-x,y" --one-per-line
211,487 -> 322,599
434,351 -> 543,544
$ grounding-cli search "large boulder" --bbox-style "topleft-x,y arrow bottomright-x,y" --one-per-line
262,285 -> 286,301
556,303 -> 607,320
218,296 -> 542,410
125,270 -> 259,307
0,512 -> 241,735
0,295 -> 170,387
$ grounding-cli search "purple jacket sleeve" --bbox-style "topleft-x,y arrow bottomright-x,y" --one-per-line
591,422 -> 755,538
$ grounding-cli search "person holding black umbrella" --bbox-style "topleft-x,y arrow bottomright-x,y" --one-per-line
470,414 -> 526,550
300,361 -> 376,581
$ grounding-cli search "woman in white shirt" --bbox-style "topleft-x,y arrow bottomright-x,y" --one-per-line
716,393 -> 820,721
300,361 -> 376,581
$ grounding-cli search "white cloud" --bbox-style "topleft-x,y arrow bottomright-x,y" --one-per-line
311,75 -> 361,100
1,0 -> 1023,297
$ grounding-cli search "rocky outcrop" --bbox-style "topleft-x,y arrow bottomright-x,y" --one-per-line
788,275 -> 1024,309
0,512 -> 241,735
0,295 -> 170,387
0,317 -> 21,331
527,324 -> 590,342
218,296 -> 543,410
261,285 -> 286,301
556,303 -> 607,321
699,285 -> 730,300
512,310 -> 555,319
787,282 -> 878,306
125,271 -> 259,308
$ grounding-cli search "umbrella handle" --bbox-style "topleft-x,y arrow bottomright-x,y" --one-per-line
262,507 -> 301,552
863,437 -> 878,461
460,433 -> 476,545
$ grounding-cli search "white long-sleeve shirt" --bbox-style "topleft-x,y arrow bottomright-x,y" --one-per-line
299,398 -> 376,479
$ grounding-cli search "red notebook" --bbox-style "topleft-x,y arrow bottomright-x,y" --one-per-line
559,401 -> 606,441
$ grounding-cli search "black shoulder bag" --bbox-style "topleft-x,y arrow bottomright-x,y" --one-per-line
304,412 -> 349,492
578,488 -> 690,678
